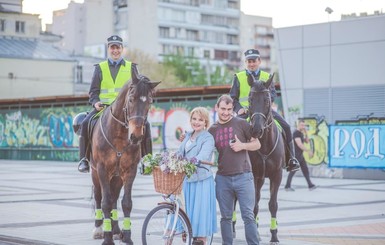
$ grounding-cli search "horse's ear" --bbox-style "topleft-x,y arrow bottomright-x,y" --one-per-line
150,81 -> 161,89
247,73 -> 255,86
131,68 -> 140,84
265,73 -> 275,89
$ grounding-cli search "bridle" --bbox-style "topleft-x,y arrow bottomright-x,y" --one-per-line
249,88 -> 273,138
99,81 -> 152,157
249,87 -> 280,160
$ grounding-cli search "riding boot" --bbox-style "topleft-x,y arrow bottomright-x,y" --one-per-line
141,121 -> 152,157
287,140 -> 300,172
78,136 -> 90,173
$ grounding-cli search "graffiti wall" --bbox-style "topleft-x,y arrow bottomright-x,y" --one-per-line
0,100 -> 218,161
0,106 -> 88,161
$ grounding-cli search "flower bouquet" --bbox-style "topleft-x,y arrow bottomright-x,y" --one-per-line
141,151 -> 197,194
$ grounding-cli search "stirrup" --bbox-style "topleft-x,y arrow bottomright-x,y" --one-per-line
78,157 -> 90,173
287,158 -> 300,172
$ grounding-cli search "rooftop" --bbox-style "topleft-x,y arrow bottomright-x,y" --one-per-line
0,36 -> 74,61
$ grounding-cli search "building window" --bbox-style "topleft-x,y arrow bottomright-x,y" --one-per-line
186,29 -> 198,41
159,27 -> 170,38
15,21 -> 25,33
214,50 -> 228,60
0,19 -> 5,32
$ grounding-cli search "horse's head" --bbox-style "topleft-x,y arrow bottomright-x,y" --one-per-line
248,74 -> 274,138
124,71 -> 160,144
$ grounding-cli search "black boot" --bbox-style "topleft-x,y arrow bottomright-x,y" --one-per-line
78,136 -> 90,173
287,140 -> 300,172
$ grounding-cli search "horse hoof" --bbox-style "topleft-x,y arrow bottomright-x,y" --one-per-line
270,242 -> 279,245
121,230 -> 133,245
92,226 -> 104,239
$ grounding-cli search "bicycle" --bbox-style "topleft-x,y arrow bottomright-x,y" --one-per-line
141,160 -> 215,245
142,193 -> 192,244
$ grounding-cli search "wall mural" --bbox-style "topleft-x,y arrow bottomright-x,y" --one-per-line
6,101 -> 381,166
0,101 -> 217,161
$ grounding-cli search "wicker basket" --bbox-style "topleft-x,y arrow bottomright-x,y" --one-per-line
152,166 -> 185,195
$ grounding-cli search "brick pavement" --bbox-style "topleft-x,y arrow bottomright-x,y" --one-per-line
0,160 -> 384,245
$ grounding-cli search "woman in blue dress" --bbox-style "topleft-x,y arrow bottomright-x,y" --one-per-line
178,107 -> 217,245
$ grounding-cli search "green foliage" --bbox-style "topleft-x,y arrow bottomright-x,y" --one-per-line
141,152 -> 197,178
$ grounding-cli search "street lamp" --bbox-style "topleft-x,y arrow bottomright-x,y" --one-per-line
325,7 -> 333,21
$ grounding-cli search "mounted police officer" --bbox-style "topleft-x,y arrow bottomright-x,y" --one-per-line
75,35 -> 152,173
229,48 -> 300,172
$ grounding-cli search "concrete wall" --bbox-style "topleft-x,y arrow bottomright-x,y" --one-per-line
275,15 -> 385,125
0,58 -> 76,99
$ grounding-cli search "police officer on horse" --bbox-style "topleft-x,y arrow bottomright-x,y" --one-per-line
74,35 -> 152,173
229,48 -> 300,171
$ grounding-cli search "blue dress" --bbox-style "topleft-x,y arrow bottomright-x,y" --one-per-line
178,130 -> 217,237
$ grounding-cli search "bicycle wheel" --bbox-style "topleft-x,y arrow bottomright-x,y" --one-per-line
142,203 -> 192,245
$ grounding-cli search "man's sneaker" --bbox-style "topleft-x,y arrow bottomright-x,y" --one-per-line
287,158 -> 300,172
309,185 -> 318,191
285,187 -> 295,192
78,158 -> 90,173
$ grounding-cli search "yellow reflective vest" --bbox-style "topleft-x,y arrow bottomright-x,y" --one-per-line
236,70 -> 270,108
99,60 -> 132,105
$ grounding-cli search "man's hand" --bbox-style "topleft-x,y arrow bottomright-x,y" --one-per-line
237,108 -> 247,116
94,102 -> 106,111
230,135 -> 244,152
179,131 -> 186,142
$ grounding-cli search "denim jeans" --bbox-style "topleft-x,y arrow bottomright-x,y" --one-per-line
215,172 -> 259,245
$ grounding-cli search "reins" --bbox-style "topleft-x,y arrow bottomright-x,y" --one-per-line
249,87 -> 279,161
99,81 -> 149,159
100,110 -> 131,158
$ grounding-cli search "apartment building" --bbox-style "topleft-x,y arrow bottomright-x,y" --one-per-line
52,0 -> 275,75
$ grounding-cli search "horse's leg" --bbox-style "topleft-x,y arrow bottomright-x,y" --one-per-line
91,170 -> 104,239
250,151 -> 265,241
232,198 -> 237,238
98,166 -> 114,245
120,167 -> 137,245
110,176 -> 123,240
268,169 -> 282,245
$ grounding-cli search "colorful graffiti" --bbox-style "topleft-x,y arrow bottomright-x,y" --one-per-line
0,101 -> 218,161
301,117 -> 329,165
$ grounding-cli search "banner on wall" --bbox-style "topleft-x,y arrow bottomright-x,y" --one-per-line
329,124 -> 385,168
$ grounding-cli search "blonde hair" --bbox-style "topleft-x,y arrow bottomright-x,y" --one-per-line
190,107 -> 210,128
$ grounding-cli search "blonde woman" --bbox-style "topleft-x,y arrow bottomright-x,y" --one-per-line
177,107 -> 217,245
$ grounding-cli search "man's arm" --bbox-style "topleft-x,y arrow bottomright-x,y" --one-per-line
294,137 -> 310,152
230,135 -> 261,152
89,64 -> 102,107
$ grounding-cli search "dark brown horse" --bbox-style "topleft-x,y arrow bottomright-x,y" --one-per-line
90,71 -> 159,245
248,74 -> 285,245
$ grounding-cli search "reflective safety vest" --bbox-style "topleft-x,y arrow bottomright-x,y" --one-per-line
236,70 -> 270,108
99,60 -> 132,105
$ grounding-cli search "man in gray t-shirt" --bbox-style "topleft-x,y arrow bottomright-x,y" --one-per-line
208,94 -> 261,245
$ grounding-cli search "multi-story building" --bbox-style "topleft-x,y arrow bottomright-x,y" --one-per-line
0,0 -> 101,99
240,13 -> 274,73
51,0 -> 275,78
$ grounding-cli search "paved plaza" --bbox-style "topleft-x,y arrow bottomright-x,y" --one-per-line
0,160 -> 384,245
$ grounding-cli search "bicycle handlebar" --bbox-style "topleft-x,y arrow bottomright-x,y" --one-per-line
200,160 -> 215,166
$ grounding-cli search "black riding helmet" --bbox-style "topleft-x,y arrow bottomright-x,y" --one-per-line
72,112 -> 88,135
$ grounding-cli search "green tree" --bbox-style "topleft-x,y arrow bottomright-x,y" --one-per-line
126,51 -> 233,88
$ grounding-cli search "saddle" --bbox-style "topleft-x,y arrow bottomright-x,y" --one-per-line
84,107 -> 152,159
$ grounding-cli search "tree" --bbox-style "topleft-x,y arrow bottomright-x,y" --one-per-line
125,50 -> 233,88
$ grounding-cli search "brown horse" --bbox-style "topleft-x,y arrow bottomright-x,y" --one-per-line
90,71 -> 159,245
248,74 -> 285,245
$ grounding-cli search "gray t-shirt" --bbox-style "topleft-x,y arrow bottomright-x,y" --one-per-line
209,117 -> 253,176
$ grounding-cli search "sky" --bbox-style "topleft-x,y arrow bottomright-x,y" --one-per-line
22,0 -> 385,29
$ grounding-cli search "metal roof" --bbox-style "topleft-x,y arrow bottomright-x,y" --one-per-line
0,36 -> 75,61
